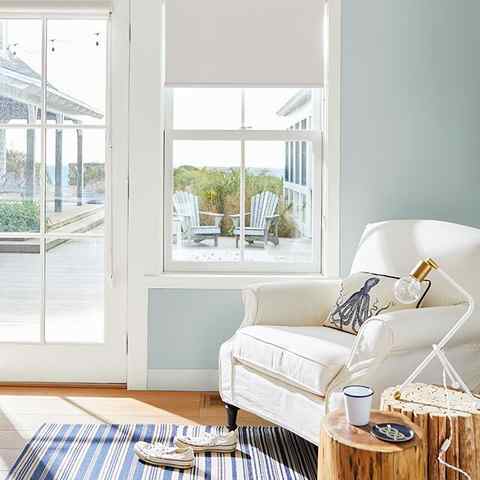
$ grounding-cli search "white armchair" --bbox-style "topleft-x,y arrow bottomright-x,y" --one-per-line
219,220 -> 480,445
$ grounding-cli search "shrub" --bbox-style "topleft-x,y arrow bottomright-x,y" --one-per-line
0,201 -> 40,232
173,166 -> 298,238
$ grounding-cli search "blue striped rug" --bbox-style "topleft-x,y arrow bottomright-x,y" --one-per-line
7,424 -> 317,479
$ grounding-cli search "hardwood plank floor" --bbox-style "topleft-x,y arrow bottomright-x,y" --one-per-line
0,386 -> 271,476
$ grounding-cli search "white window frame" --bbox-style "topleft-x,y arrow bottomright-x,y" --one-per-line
163,88 -> 324,274
0,13 -> 112,345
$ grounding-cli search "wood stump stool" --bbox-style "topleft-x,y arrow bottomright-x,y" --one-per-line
318,409 -> 425,479
382,383 -> 480,480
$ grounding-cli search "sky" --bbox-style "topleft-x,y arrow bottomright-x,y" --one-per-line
3,19 -> 308,173
173,88 -> 298,171
4,18 -> 106,164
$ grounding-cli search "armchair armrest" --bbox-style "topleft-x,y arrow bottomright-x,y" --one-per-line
373,304 -> 473,352
241,279 -> 341,328
325,305 -> 474,403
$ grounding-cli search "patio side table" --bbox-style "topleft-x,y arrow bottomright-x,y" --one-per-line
318,409 -> 425,480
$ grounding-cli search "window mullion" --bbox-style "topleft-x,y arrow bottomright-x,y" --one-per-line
40,16 -> 47,344
165,130 -> 319,142
239,89 -> 246,263
240,139 -> 245,263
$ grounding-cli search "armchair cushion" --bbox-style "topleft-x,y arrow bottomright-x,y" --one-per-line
232,325 -> 355,396
324,272 -> 430,335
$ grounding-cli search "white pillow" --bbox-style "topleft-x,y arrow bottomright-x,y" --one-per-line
324,272 -> 431,335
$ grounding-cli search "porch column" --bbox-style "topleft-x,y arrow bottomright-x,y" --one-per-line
76,128 -> 83,206
54,113 -> 64,212
25,105 -> 37,201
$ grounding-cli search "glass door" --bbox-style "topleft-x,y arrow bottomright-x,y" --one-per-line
0,16 -> 127,382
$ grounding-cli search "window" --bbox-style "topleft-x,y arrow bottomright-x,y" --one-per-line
164,88 -> 322,273
0,17 -> 108,342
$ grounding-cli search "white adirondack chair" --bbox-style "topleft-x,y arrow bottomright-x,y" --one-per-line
230,191 -> 280,248
173,191 -> 224,246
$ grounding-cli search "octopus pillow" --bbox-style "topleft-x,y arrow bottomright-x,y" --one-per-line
324,272 -> 431,335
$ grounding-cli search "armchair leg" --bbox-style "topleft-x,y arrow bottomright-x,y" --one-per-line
225,403 -> 239,431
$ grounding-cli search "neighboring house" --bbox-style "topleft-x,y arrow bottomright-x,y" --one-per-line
0,21 -> 102,211
276,89 -> 313,239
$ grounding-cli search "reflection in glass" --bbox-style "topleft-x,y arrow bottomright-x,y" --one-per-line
0,19 -> 42,125
46,129 -> 105,234
0,241 -> 41,342
46,237 -> 104,343
172,140 -> 240,262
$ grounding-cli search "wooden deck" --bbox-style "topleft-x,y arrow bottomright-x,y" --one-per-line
173,235 -> 313,263
0,238 -> 104,342
0,205 -> 104,253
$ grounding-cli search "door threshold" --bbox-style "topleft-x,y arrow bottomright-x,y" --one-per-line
0,382 -> 127,389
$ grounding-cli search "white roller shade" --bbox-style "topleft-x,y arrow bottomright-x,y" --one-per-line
0,1 -> 112,15
164,0 -> 324,87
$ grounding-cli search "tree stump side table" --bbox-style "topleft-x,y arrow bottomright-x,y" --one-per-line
382,383 -> 480,480
318,409 -> 425,480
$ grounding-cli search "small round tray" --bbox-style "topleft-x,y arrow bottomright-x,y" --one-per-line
371,423 -> 415,443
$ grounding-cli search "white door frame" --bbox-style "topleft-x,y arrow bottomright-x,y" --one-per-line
0,0 -> 130,383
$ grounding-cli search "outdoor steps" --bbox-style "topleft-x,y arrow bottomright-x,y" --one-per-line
0,206 -> 104,254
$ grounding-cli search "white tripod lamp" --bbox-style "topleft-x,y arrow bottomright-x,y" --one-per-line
393,258 -> 478,408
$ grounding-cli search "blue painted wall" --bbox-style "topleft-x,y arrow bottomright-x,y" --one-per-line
147,0 -> 480,368
340,0 -> 480,274
148,289 -> 244,369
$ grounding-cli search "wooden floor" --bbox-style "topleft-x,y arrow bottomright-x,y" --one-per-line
0,386 -> 270,478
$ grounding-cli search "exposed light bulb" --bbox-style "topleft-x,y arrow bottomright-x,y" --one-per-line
394,275 -> 422,304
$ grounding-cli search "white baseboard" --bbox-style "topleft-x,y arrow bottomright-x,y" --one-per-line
147,369 -> 219,391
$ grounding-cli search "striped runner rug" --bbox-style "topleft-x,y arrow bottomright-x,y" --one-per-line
7,424 -> 318,479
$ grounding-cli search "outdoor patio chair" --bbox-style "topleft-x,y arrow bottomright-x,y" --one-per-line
173,191 -> 224,247
230,191 -> 280,248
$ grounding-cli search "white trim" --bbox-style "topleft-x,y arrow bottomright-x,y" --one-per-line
0,124 -> 107,129
109,0 -> 130,381
167,130 -> 319,142
148,369 -> 218,391
161,262 -> 320,275
0,2 -> 112,16
0,232 -> 105,238
144,273 -> 327,290
164,90 -> 323,275
127,0 -> 163,389
126,1 -> 342,389
323,0 -> 342,276
0,8 -> 129,382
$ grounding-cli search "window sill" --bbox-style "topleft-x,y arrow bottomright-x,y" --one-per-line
143,272 -> 330,290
